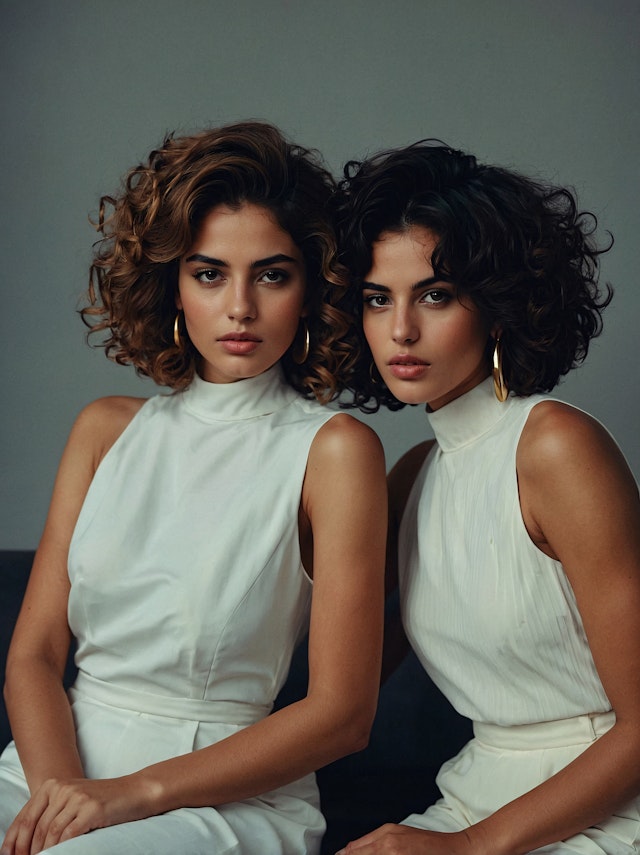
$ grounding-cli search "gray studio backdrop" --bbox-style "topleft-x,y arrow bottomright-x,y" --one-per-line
1,0 -> 638,548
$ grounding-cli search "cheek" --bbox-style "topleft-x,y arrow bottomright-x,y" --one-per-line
179,293 -> 198,324
176,269 -> 192,311
179,293 -> 216,336
279,308 -> 301,339
446,317 -> 489,359
274,290 -> 306,327
361,314 -> 378,353
176,278 -> 195,317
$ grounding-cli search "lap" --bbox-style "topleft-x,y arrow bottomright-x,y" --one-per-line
400,732 -> 640,855
0,741 -> 324,855
402,807 -> 638,855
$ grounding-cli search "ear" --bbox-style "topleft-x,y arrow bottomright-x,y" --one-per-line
490,324 -> 502,340
175,292 -> 183,311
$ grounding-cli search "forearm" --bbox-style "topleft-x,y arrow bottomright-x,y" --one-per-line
468,722 -> 640,855
4,657 -> 83,791
133,692 -> 370,814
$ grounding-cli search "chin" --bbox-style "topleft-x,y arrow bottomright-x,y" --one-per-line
386,384 -> 429,406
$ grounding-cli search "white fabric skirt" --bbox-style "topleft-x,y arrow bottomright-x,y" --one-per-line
402,712 -> 640,854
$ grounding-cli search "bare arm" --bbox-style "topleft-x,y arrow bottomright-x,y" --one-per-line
3,413 -> 388,854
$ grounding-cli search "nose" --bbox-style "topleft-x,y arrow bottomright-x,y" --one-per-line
227,280 -> 257,322
391,305 -> 419,344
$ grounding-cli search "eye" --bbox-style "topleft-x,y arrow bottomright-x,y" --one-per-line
194,269 -> 223,286
420,288 -> 452,305
363,292 -> 390,308
258,269 -> 289,285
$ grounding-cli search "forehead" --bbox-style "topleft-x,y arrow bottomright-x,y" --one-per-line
367,226 -> 439,280
189,202 -> 300,254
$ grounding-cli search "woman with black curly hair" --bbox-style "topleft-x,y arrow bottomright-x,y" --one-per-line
336,142 -> 640,855
0,121 -> 386,855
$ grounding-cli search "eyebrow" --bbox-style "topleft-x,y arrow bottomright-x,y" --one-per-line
362,276 -> 440,292
184,253 -> 301,268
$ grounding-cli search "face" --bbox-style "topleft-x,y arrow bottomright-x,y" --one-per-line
362,226 -> 492,410
177,203 -> 307,383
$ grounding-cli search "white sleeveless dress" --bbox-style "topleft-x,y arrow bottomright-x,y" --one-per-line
398,377 -> 640,854
0,365 -> 337,854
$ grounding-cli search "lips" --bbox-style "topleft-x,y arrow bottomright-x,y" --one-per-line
218,332 -> 262,355
388,355 -> 428,367
387,354 -> 429,380
218,332 -> 262,342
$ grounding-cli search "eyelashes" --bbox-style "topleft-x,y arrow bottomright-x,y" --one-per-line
194,270 -> 221,286
363,293 -> 390,308
362,289 -> 453,308
193,269 -> 291,288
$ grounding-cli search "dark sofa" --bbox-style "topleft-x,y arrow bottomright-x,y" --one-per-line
0,550 -> 471,853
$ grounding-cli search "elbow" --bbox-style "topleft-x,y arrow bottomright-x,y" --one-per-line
347,725 -> 372,755
332,705 -> 376,758
349,705 -> 377,753
305,683 -> 379,761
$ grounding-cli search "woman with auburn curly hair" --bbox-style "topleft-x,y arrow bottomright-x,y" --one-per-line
336,142 -> 640,855
0,121 -> 387,855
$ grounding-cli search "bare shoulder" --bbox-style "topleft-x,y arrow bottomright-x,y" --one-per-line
518,399 -> 638,557
388,439 -> 436,522
78,394 -> 147,424
302,413 -> 387,526
71,395 -> 148,470
517,399 -> 632,484
308,412 -> 385,470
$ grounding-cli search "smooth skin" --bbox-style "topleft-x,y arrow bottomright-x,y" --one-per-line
177,203 -> 309,384
337,227 -> 640,855
1,204 -> 387,855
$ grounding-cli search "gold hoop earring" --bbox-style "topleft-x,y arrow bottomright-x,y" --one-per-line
492,337 -> 508,402
292,319 -> 310,365
369,361 -> 381,385
174,313 -> 183,349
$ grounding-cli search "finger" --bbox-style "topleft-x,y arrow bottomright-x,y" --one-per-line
3,801 -> 46,855
336,823 -> 402,853
38,787 -> 103,852
1,822 -> 19,855
3,817 -> 35,855
34,802 -> 81,853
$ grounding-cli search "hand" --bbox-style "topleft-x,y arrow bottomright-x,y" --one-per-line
1,775 -> 148,855
336,823 -> 474,855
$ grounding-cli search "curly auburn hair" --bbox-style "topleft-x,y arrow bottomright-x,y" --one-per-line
83,120 -> 358,401
336,140 -> 613,412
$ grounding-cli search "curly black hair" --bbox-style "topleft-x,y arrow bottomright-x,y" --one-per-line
336,140 -> 613,412
83,120 -> 357,401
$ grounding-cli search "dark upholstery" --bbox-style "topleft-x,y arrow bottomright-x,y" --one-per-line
0,550 -> 471,853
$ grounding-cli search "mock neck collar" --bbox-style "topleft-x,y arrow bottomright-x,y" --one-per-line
182,364 -> 299,422
426,376 -> 514,452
